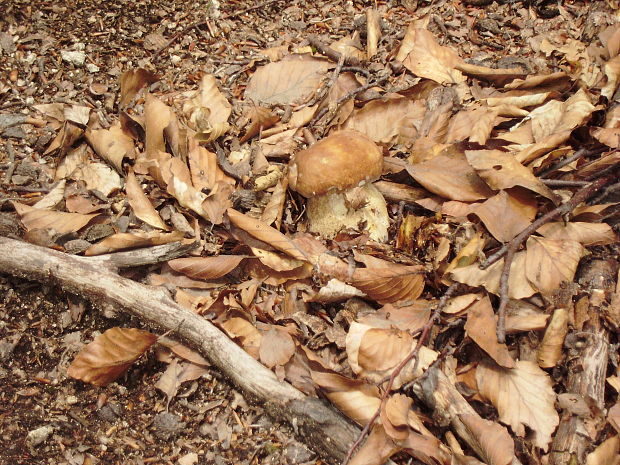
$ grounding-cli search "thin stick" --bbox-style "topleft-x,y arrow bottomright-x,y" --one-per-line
153,0 -> 287,58
487,176 -> 614,343
4,141 -> 16,183
541,179 -> 589,187
480,176 -> 615,270
341,283 -> 460,465
307,35 -> 362,67
309,74 -> 389,128
538,147 -> 603,178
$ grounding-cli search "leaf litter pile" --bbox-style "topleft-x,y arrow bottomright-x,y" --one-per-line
3,1 -> 620,464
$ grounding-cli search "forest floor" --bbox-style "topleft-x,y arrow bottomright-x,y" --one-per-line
1,1 -> 619,465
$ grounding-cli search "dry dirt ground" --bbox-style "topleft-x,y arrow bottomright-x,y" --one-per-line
0,0 -> 618,464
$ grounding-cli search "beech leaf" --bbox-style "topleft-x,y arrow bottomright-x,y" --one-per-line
476,360 -> 559,451
67,328 -> 157,386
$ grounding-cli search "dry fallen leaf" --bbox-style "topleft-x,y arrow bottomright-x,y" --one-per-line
125,168 -> 168,230
167,255 -> 246,280
465,296 -> 515,368
311,371 -> 381,425
85,231 -> 184,256
245,54 -> 331,105
525,236 -> 584,296
350,253 -> 425,304
459,414 -> 515,465
183,74 -> 232,143
226,208 -> 307,262
12,201 -> 98,234
67,327 -> 157,386
86,123 -> 136,172
259,326 -> 296,368
537,307 -> 568,368
119,68 -> 158,107
476,360 -> 559,451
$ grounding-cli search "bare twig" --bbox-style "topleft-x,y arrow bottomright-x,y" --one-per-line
538,147 -> 605,178
541,179 -> 589,187
307,35 -> 362,67
4,141 -> 16,183
481,176 -> 615,343
342,283 -> 460,465
153,0 -> 288,58
300,52 -> 346,110
309,74 -> 390,129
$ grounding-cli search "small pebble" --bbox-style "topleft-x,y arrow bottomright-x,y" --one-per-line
61,50 -> 86,66
26,425 -> 54,447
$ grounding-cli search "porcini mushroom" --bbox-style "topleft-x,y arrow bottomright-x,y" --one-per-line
288,129 -> 389,242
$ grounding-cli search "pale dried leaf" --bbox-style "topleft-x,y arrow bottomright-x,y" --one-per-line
145,93 -> 173,160
459,414 -> 515,465
220,317 -> 262,358
346,322 -> 437,388
259,327 -> 296,368
602,55 -> 620,100
183,74 -> 232,143
381,394 -> 411,441
515,89 -> 596,164
476,360 -> 559,451
586,436 -> 620,465
125,169 -> 168,230
311,371 -> 381,425
226,208 -> 307,262
537,222 -> 617,246
187,143 -> 234,192
73,162 -> 122,197
120,68 -> 158,107
85,231 -> 184,256
537,308 -> 568,368
12,201 -> 98,234
396,25 -> 465,85
55,145 -> 89,180
450,252 -> 537,299
245,54 -> 330,105
350,426 -> 400,465
342,95 -> 426,146
525,236 -> 584,296
350,254 -> 425,304
33,180 -> 66,210
240,106 -> 279,143
64,105 -> 91,126
260,176 -> 287,228
470,189 -> 537,243
86,123 -> 136,172
465,149 -> 560,203
251,247 -> 305,272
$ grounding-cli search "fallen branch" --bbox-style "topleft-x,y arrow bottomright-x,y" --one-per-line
0,237 -> 361,464
548,258 -> 616,465
479,175 -> 614,343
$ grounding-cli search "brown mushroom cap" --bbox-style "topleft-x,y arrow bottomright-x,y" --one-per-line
288,130 -> 383,198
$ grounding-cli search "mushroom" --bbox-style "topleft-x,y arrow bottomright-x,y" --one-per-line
288,129 -> 389,242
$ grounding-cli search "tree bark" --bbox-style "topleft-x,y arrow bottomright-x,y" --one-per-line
0,237 -> 360,464
548,258 -> 617,465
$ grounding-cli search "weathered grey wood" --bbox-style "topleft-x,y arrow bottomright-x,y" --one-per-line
0,237 -> 360,464
548,259 -> 617,465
